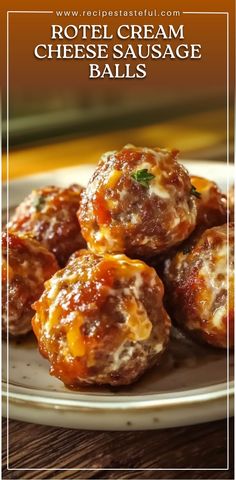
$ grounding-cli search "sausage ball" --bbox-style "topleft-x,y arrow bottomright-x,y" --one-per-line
2,232 -> 58,336
32,250 -> 171,387
163,223 -> 234,348
78,145 -> 197,258
190,176 -> 227,230
7,184 -> 86,266
155,175 -> 228,261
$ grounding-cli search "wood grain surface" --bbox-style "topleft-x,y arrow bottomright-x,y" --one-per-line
2,418 -> 233,479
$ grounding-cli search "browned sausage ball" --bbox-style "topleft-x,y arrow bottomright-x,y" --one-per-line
7,184 -> 86,266
78,145 -> 197,258
163,223 -> 234,348
150,175 -> 228,268
32,250 -> 171,387
2,232 -> 58,336
149,176 -> 228,272
190,176 -> 227,230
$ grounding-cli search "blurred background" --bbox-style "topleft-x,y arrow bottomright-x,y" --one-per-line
2,0 -> 235,181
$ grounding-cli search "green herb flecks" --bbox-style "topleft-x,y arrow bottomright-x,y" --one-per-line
190,185 -> 201,199
33,195 -> 46,212
131,169 -> 155,188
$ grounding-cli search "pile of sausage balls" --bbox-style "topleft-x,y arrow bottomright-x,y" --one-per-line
3,145 -> 234,388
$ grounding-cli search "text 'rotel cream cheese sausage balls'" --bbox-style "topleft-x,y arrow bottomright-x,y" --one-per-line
2,232 -> 58,337
32,250 -> 171,387
7,184 -> 86,266
163,223 -> 234,349
190,176 -> 227,230
78,145 -> 197,258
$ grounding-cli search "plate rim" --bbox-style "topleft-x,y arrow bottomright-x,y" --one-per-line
2,381 -> 234,411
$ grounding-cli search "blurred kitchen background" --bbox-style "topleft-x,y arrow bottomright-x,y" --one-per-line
2,0 -> 234,180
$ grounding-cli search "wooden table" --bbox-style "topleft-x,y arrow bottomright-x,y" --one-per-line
2,113 -> 233,479
2,417 -> 233,479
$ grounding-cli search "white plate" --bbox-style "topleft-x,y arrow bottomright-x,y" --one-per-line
2,161 -> 234,430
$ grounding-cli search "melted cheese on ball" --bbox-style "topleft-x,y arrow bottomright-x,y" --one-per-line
124,297 -> 152,341
66,314 -> 85,357
134,161 -> 170,199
